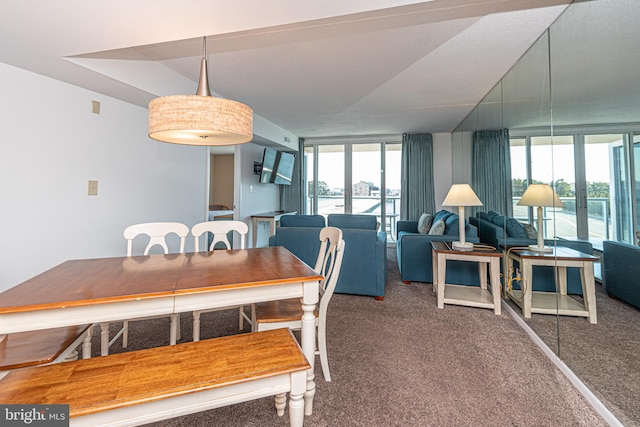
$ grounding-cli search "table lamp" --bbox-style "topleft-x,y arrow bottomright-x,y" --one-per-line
517,183 -> 564,252
442,184 -> 483,250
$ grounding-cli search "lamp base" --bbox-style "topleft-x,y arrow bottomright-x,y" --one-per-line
528,244 -> 553,253
452,241 -> 474,251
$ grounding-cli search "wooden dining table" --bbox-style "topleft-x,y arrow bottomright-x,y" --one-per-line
0,246 -> 322,415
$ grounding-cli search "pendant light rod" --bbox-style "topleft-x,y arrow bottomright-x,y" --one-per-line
196,37 -> 211,97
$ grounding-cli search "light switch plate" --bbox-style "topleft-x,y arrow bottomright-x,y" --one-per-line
88,180 -> 98,196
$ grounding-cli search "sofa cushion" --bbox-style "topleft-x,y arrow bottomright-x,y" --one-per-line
327,214 -> 377,230
487,210 -> 500,222
506,217 -> 527,238
428,219 -> 446,235
490,215 -> 506,227
417,213 -> 433,234
444,213 -> 460,235
477,211 -> 488,220
280,214 -> 325,228
433,210 -> 453,224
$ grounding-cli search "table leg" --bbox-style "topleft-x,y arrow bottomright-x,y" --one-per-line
432,250 -> 437,293
436,254 -> 446,309
489,258 -> 501,315
252,218 -> 259,248
557,266 -> 568,295
270,218 -> 276,240
522,259 -> 533,318
301,280 -> 319,415
479,263 -> 488,290
581,262 -> 598,324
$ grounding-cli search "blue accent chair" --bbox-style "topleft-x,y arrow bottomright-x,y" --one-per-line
269,214 -> 387,299
603,240 -> 640,309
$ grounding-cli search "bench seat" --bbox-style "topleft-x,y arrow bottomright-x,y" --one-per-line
0,325 -> 92,374
0,328 -> 310,427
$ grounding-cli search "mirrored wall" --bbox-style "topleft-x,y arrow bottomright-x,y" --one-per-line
452,1 -> 640,424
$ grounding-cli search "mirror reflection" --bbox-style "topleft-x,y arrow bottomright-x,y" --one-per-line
453,1 -> 640,424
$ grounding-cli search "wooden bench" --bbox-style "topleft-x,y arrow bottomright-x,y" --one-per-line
0,324 -> 92,379
0,328 -> 310,427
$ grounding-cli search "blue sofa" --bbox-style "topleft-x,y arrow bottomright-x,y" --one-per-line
268,214 -> 387,299
603,240 -> 640,309
471,211 -> 593,295
396,210 -> 481,285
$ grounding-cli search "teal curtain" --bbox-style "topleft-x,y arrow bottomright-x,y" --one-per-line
401,133 -> 435,220
472,129 -> 513,216
279,138 -> 304,214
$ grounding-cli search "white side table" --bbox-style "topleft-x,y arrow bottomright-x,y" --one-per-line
503,246 -> 598,323
431,241 -> 503,315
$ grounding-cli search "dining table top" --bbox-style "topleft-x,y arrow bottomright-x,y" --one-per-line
0,246 -> 323,315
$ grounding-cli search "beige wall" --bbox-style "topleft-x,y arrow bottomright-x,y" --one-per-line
210,154 -> 234,209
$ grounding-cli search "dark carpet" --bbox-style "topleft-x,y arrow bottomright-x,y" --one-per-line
508,280 -> 640,426
95,248 -> 607,426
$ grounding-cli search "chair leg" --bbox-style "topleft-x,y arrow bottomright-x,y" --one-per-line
193,311 -> 201,342
239,306 -> 244,330
122,320 -> 129,349
317,320 -> 331,382
169,314 -> 179,345
82,326 -> 92,359
275,393 -> 287,416
100,322 -> 109,356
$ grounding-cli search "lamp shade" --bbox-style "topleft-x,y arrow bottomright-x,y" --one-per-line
148,37 -> 253,146
442,184 -> 483,207
517,184 -> 564,208
441,184 -> 482,251
148,95 -> 253,145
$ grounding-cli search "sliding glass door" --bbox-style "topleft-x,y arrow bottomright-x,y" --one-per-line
304,139 -> 401,237
512,132 -> 636,245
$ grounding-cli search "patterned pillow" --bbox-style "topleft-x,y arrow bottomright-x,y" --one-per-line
523,223 -> 538,239
428,219 -> 446,235
417,213 -> 433,234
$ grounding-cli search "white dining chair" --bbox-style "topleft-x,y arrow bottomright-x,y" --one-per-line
100,222 -> 189,356
191,220 -> 251,341
252,226 -> 345,382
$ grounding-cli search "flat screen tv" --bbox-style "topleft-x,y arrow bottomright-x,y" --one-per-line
259,148 -> 295,185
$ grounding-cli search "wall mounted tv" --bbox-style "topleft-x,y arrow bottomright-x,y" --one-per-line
259,148 -> 296,185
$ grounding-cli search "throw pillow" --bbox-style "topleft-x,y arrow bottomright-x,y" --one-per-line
417,213 -> 433,234
428,219 -> 446,235
506,217 -> 527,238
523,223 -> 538,239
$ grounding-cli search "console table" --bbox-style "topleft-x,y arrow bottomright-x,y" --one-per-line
251,211 -> 296,248
431,241 -> 503,314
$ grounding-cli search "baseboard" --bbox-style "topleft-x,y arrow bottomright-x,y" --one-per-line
503,300 -> 623,427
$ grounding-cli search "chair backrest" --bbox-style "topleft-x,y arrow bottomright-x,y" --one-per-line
314,227 -> 346,320
123,222 -> 189,256
191,220 -> 249,251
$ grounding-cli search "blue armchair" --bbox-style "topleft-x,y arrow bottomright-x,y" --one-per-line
603,240 -> 640,309
269,214 -> 387,299
327,214 -> 387,300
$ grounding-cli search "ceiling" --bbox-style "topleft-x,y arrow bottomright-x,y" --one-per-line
0,0 -> 574,140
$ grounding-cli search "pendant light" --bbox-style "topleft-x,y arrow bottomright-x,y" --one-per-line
148,37 -> 253,146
